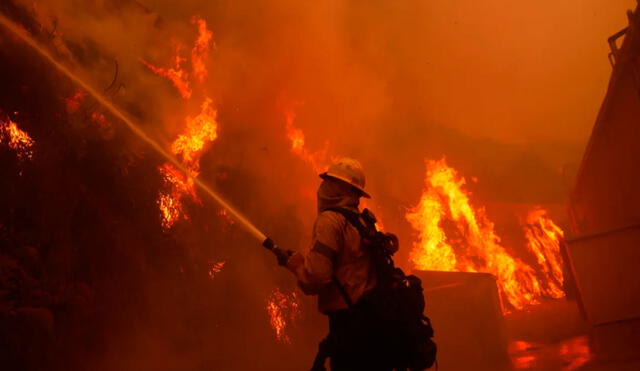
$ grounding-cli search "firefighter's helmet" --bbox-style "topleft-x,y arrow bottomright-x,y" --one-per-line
319,157 -> 371,198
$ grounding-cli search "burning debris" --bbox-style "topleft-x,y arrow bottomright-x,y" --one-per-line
0,117 -> 34,161
407,158 -> 565,311
266,288 -> 301,344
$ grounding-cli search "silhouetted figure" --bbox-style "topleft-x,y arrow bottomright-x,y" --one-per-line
273,158 -> 436,371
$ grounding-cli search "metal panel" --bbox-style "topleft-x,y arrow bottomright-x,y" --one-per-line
413,271 -> 510,370
566,226 -> 640,325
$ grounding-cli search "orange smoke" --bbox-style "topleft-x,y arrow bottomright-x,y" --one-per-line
266,288 -> 301,344
0,118 -> 35,161
406,158 -> 565,311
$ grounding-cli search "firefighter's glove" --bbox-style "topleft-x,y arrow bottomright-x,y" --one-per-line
262,237 -> 293,267
274,247 -> 294,267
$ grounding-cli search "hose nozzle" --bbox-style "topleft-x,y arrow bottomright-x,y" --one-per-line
262,237 -> 292,266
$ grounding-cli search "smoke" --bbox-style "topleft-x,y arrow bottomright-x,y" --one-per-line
0,0 -> 635,369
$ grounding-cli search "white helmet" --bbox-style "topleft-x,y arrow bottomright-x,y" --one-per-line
319,157 -> 371,198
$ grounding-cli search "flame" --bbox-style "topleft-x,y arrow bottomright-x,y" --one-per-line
172,97 -> 218,168
158,98 -> 218,229
523,207 -> 565,299
158,163 -> 197,229
208,260 -> 226,279
266,288 -> 301,344
142,17 -> 213,99
407,158 -> 565,311
284,108 -> 329,174
191,16 -> 213,82
142,44 -> 192,99
0,118 -> 35,160
144,16 -> 218,229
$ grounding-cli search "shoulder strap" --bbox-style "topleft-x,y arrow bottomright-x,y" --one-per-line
324,207 -> 366,309
324,207 -> 369,239
323,207 -> 370,309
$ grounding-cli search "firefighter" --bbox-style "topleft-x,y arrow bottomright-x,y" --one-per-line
281,158 -> 390,370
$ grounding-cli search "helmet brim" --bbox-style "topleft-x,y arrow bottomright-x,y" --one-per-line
319,172 -> 371,198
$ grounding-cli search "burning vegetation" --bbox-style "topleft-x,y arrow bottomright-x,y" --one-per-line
144,19 -> 220,230
266,288 -> 301,344
0,117 -> 34,161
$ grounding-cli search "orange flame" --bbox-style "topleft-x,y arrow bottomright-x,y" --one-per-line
158,98 -> 218,229
172,97 -> 218,168
142,17 -> 213,99
284,108 -> 329,174
142,44 -> 192,99
523,207 -> 565,299
191,16 -> 213,82
0,118 -> 35,160
266,288 -> 301,344
407,158 -> 565,311
208,261 -> 226,279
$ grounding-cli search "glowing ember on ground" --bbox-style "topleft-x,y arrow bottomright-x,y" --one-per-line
266,288 -> 301,344
0,118 -> 35,160
406,158 -> 565,311
208,261 -> 226,278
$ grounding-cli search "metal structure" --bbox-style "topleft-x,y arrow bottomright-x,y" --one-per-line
567,1 -> 640,360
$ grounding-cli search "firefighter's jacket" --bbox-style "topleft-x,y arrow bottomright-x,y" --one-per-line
287,180 -> 376,314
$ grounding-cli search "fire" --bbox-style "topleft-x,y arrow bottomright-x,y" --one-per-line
407,158 -> 565,311
142,16 -> 213,99
142,45 -> 192,99
158,163 -> 197,229
266,288 -> 301,344
284,108 -> 329,174
0,118 -> 35,160
145,18 -> 218,230
171,97 -> 218,168
158,98 -> 218,229
523,207 -> 565,299
191,16 -> 214,82
208,261 -> 226,279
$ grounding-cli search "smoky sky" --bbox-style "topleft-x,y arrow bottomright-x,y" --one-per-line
16,0 -> 637,239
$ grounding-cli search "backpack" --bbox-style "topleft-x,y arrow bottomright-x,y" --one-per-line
326,207 -> 437,370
